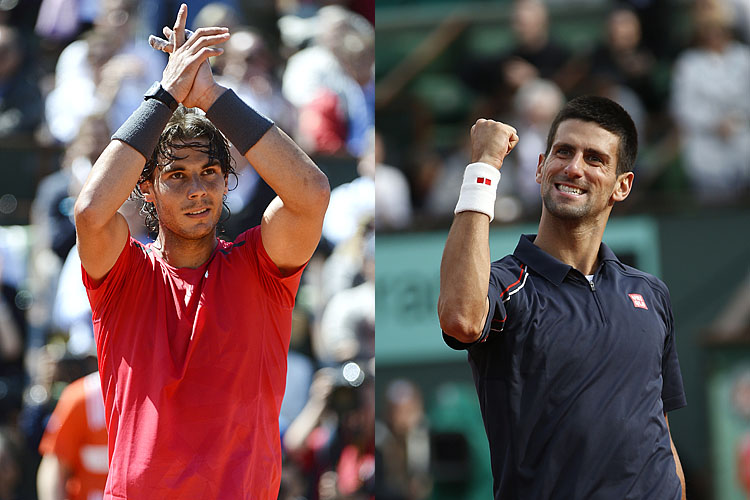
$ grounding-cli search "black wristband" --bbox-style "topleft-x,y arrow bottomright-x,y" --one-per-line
205,89 -> 274,155
111,99 -> 173,160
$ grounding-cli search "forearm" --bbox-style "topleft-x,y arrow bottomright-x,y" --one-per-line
245,126 -> 330,214
671,435 -> 686,500
283,397 -> 327,454
438,211 -> 492,342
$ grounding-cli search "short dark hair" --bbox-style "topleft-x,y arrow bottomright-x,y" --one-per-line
132,106 -> 236,234
544,95 -> 638,175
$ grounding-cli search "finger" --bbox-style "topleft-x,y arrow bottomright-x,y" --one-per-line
184,33 -> 231,54
172,3 -> 188,49
149,35 -> 172,53
163,26 -> 195,41
181,27 -> 229,49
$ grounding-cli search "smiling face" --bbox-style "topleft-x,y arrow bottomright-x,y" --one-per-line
536,119 -> 633,222
139,139 -> 228,242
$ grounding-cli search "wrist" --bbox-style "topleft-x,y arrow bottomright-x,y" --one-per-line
473,154 -> 503,169
196,84 -> 228,112
454,162 -> 501,221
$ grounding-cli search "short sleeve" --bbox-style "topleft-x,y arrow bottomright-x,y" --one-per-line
442,262 -> 511,351
660,291 -> 687,412
81,233 -> 145,319
236,226 -> 306,309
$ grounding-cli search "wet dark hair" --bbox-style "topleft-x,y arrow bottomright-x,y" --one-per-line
544,95 -> 638,175
131,106 -> 236,234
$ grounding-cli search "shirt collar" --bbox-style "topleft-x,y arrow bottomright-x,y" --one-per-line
513,234 -> 620,286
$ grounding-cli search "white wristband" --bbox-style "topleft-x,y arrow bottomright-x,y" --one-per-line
454,162 -> 501,221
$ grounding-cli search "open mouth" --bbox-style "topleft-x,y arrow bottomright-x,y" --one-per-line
555,183 -> 586,196
185,208 -> 210,216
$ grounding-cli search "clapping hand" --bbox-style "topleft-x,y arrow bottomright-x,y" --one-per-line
153,4 -> 229,110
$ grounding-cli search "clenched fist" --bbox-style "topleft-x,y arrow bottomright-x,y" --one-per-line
470,119 -> 519,169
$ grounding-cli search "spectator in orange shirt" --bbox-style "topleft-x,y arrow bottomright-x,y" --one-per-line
37,372 -> 108,500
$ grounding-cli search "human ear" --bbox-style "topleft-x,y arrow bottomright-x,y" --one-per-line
140,181 -> 155,203
611,171 -> 634,202
535,154 -> 545,184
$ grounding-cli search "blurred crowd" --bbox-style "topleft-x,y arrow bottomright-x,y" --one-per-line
0,0 -> 374,499
375,0 -> 750,231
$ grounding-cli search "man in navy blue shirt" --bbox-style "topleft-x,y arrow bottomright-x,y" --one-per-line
438,96 -> 686,499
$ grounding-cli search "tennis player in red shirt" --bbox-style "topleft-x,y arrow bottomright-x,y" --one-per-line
73,5 -> 330,498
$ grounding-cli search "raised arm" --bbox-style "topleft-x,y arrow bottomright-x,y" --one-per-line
438,119 -> 518,343
74,5 -> 229,281
153,18 -> 329,275
246,127 -> 330,274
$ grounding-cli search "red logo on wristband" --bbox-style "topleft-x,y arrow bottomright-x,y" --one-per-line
477,177 -> 492,186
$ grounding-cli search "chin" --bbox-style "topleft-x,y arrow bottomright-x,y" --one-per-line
542,195 -> 591,220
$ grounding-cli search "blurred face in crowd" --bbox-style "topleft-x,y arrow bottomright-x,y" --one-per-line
223,29 -> 273,81
536,119 -> 632,222
608,9 -> 641,51
140,140 -> 229,242
512,0 -> 549,48
0,27 -> 21,81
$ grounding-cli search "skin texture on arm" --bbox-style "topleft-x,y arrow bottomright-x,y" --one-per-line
74,4 -> 229,280
247,127 -> 330,275
666,414 -> 686,500
36,454 -> 70,500
438,119 -> 518,343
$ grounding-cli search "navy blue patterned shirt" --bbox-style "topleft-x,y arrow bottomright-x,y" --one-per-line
444,234 -> 686,500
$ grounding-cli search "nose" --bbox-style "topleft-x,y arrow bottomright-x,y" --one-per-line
564,152 -> 585,178
187,175 -> 207,199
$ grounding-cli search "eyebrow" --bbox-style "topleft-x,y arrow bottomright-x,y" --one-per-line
161,160 -> 220,174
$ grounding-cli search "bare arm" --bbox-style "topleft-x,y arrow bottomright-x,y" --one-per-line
37,454 -> 70,500
438,119 -> 518,343
247,127 -> 329,275
74,5 -> 229,281
665,414 -> 686,500
74,141 -> 145,281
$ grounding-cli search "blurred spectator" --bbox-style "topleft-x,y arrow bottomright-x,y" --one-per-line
670,0 -> 750,201
283,5 -> 374,157
0,25 -> 44,140
284,364 -> 375,500
506,78 -> 564,212
28,114 -> 110,348
374,130 -> 412,231
44,0 -> 163,144
375,379 -> 432,500
462,0 -> 574,110
584,7 -> 661,112
321,134 -> 375,246
0,256 -> 26,427
35,0 -> 100,44
0,427 -> 23,500
316,232 -> 374,365
37,372 -> 107,500
218,26 -> 297,133
32,114 -> 111,262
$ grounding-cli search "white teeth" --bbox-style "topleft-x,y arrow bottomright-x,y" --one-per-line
557,184 -> 584,195
188,208 -> 208,215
